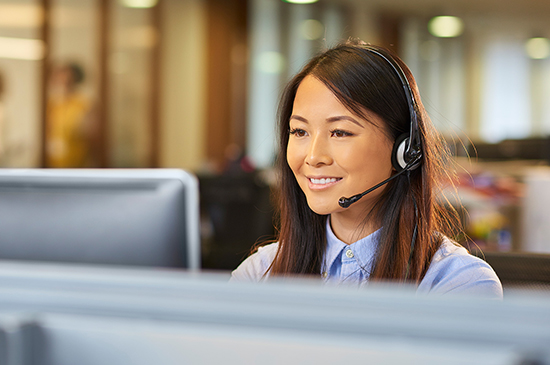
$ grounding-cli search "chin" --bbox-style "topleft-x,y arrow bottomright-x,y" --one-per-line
306,200 -> 337,216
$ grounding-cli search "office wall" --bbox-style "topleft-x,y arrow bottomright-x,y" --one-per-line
159,0 -> 207,171
0,1 -> 42,167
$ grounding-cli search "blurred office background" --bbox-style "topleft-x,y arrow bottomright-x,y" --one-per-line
1,0 -> 550,270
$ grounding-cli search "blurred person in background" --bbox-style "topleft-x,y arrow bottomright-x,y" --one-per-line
222,143 -> 255,175
231,39 -> 502,298
46,62 -> 97,168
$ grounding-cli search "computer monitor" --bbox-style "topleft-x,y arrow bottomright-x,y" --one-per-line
0,169 -> 200,270
0,261 -> 550,365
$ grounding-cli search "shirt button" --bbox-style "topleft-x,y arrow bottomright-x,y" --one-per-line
346,249 -> 354,258
322,272 -> 328,278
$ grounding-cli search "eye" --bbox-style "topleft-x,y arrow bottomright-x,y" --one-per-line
289,128 -> 307,137
330,129 -> 354,138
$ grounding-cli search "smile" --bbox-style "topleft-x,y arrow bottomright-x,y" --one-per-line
309,177 -> 340,185
306,177 -> 342,190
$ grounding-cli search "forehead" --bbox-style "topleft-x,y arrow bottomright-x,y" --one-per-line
292,76 -> 352,116
295,75 -> 336,99
292,75 -> 388,131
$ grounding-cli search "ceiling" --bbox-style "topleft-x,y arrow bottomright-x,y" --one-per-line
340,0 -> 550,18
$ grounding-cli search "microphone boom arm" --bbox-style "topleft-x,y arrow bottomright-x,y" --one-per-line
338,158 -> 419,208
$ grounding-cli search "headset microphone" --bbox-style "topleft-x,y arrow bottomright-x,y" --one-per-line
338,157 -> 419,208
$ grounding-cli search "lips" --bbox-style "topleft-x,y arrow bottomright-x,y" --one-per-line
307,176 -> 342,190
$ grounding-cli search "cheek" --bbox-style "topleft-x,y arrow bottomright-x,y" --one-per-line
286,141 -> 302,174
340,139 -> 393,176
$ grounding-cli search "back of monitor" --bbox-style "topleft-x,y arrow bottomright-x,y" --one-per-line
0,169 -> 200,269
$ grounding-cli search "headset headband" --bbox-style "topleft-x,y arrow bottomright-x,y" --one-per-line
362,46 -> 422,166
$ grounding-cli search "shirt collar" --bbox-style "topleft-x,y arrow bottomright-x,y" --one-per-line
324,217 -> 381,271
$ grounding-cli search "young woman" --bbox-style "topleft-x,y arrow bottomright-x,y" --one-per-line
231,40 -> 502,298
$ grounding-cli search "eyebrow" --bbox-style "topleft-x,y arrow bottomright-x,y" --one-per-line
290,114 -> 365,129
326,115 -> 364,128
289,115 -> 307,123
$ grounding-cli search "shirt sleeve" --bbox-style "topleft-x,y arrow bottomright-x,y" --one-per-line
418,239 -> 503,299
229,242 -> 279,282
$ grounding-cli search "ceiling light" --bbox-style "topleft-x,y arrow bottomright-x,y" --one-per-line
282,0 -> 319,4
428,16 -> 464,38
525,37 -> 550,60
0,37 -> 45,61
255,51 -> 285,74
119,0 -> 158,8
300,19 -> 324,40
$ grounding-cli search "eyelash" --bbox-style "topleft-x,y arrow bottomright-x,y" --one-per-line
289,128 -> 354,138
330,129 -> 354,137
289,128 -> 306,137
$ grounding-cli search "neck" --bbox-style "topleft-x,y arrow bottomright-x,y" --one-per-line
329,211 -> 379,245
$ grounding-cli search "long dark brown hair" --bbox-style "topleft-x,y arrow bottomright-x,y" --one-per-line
267,39 -> 460,284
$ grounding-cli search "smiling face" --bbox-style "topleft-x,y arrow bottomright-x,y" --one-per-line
286,75 -> 394,218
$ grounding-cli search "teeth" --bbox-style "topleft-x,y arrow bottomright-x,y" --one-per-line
310,178 -> 338,185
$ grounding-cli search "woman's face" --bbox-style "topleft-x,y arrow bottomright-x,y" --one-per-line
287,75 -> 394,217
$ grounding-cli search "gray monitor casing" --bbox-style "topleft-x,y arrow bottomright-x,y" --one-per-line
0,261 -> 550,365
0,169 -> 200,270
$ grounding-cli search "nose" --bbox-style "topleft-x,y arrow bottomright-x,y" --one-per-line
306,134 -> 333,167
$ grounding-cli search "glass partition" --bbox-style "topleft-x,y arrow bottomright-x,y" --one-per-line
108,1 -> 157,167
0,0 -> 43,167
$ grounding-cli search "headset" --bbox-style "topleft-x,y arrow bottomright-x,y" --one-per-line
338,46 -> 423,209
336,46 -> 423,280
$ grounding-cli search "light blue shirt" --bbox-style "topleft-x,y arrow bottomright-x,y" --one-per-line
231,219 -> 503,299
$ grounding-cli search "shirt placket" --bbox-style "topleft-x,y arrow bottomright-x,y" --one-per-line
340,248 -> 359,282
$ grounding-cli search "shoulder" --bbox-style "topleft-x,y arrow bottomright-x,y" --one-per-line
229,242 -> 279,282
418,236 -> 503,299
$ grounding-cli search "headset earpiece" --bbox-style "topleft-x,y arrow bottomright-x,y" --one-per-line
391,133 -> 421,172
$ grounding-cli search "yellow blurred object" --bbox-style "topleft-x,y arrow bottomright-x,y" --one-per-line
46,94 -> 92,168
470,211 -> 506,238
